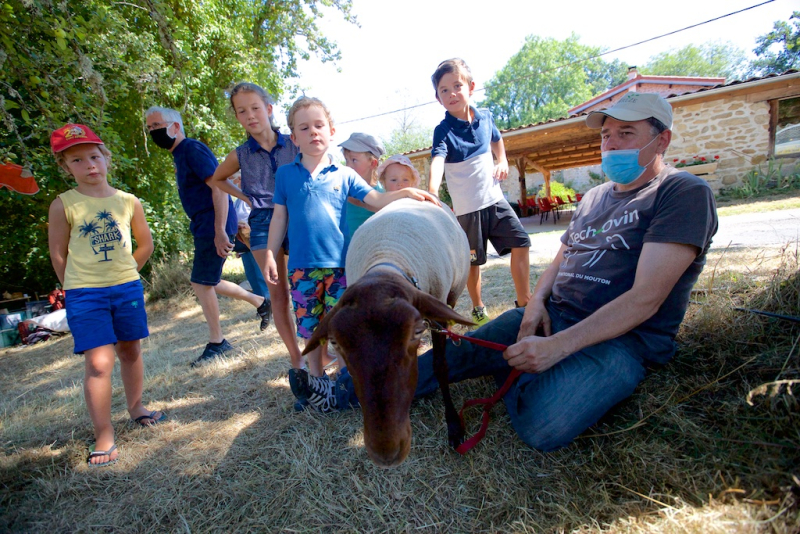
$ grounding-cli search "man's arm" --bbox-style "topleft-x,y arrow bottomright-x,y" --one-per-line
428,156 -> 445,196
490,138 -> 509,181
505,241 -> 699,374
207,176 -> 233,258
517,243 -> 567,340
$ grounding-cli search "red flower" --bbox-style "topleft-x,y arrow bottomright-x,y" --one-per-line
714,155 -> 720,160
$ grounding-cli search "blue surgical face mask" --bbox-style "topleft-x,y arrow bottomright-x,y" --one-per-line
601,135 -> 659,185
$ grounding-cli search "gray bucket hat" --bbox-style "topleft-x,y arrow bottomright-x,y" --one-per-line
339,132 -> 385,158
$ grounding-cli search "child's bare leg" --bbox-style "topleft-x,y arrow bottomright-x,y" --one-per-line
510,247 -> 532,307
84,344 -> 119,465
252,248 -> 304,368
117,340 -> 163,424
306,344 -> 324,377
191,282 -> 224,343
467,264 -> 484,308
214,279 -> 265,308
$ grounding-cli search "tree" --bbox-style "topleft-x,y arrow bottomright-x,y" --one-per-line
0,0 -> 354,294
749,11 -> 800,76
478,33 -> 628,129
382,118 -> 432,157
640,42 -> 748,80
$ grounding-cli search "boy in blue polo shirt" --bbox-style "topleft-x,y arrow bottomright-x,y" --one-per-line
265,96 -> 439,412
428,58 -> 532,325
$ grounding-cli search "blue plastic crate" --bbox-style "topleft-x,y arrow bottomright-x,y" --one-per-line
0,312 -> 24,330
1,328 -> 21,348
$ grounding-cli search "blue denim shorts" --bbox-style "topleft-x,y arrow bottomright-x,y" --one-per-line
191,235 -> 230,286
65,279 -> 149,354
248,208 -> 289,252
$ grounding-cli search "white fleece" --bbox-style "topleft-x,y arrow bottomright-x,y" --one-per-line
346,199 -> 470,304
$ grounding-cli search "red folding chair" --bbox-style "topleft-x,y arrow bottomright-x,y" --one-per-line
537,197 -> 557,224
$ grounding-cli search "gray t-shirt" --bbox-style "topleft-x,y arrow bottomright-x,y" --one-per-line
553,167 -> 718,363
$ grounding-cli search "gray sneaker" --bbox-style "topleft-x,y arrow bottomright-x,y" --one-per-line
191,339 -> 234,367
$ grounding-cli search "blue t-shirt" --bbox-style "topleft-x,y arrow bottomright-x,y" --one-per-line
172,138 -> 237,238
273,154 -> 373,270
431,107 -> 504,215
236,131 -> 299,210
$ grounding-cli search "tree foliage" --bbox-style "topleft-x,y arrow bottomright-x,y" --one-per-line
478,34 -> 628,129
382,110 -> 432,156
640,42 -> 748,80
0,0 -> 354,294
749,10 -> 800,76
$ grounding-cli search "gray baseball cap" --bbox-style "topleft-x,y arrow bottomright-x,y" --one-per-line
339,132 -> 386,158
586,92 -> 673,130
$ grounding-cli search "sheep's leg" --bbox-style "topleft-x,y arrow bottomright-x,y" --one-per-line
432,330 -> 464,448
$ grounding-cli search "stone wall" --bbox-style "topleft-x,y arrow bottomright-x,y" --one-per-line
670,97 -> 798,192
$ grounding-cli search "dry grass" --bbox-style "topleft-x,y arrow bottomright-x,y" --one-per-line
1,248 -> 798,533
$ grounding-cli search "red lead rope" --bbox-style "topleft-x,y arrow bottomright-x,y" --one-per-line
439,329 -> 523,455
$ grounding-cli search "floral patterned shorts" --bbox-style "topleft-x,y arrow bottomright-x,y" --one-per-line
288,267 -> 346,339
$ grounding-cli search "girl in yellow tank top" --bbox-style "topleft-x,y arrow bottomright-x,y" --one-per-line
48,123 -> 164,467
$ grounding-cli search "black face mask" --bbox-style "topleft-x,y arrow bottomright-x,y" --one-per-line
149,127 -> 176,150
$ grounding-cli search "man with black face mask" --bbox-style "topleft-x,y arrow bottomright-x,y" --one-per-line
145,106 -> 273,367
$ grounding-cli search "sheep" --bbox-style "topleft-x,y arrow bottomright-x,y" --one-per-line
304,198 -> 474,467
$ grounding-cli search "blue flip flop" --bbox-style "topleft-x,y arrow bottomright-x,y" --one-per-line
133,410 -> 167,427
87,444 -> 118,468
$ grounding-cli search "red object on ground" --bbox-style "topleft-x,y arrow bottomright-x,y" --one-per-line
48,288 -> 65,310
0,163 -> 39,195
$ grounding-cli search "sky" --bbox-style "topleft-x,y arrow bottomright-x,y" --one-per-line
276,0 -> 796,149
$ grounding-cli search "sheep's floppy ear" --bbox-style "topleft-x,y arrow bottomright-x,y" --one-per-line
413,291 -> 475,327
303,304 -> 339,355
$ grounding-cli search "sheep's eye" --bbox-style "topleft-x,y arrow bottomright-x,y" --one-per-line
328,339 -> 338,347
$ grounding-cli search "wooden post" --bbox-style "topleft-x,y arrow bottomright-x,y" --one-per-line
528,160 -> 551,199
515,157 -> 528,215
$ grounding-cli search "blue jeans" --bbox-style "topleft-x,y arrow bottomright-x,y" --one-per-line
240,249 -> 269,299
414,306 -> 647,451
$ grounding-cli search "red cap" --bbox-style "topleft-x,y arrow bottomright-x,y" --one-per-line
50,124 -> 104,153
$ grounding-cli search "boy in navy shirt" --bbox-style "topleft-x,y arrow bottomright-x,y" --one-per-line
428,59 -> 532,325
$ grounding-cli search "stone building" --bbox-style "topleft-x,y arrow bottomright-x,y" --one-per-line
406,69 -> 800,208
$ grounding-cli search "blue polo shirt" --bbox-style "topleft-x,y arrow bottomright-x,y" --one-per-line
236,131 -> 299,209
172,138 -> 237,238
431,107 -> 504,216
274,154 -> 373,270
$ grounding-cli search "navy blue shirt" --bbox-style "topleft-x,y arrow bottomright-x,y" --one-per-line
172,137 -> 237,238
236,131 -> 299,209
431,107 -> 500,163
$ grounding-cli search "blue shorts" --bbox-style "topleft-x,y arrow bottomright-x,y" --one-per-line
65,280 -> 149,354
248,208 -> 289,252
191,235 -> 231,286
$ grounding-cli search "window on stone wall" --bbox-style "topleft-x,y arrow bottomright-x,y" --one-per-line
774,96 -> 800,157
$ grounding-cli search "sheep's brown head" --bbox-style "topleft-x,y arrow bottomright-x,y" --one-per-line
304,272 -> 472,467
